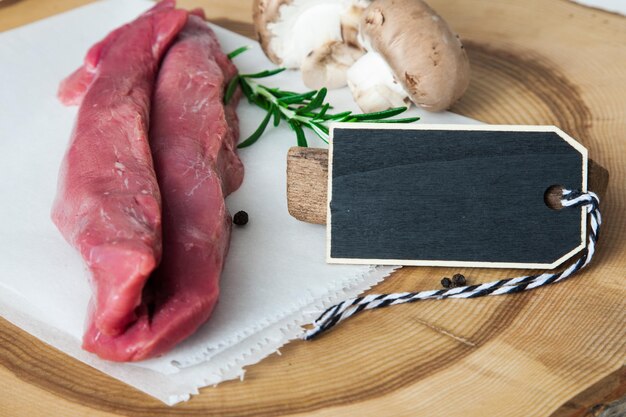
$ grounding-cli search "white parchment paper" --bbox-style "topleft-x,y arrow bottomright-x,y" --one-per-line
0,0 -> 476,405
570,0 -> 626,15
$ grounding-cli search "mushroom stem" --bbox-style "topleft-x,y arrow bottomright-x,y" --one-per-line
346,51 -> 411,113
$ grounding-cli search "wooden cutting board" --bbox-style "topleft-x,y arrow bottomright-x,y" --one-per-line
1,1 -> 624,416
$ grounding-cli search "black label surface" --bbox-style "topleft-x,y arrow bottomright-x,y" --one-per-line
328,125 -> 587,268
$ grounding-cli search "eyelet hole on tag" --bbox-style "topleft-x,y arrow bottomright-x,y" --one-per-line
544,184 -> 565,210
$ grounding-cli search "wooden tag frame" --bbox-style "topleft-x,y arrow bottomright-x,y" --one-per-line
326,124 -> 588,269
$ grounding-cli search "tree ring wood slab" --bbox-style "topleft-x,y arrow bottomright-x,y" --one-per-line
1,2 -> 625,417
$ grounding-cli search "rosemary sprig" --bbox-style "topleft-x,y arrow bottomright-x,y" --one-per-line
226,48 -> 420,148
227,45 -> 250,60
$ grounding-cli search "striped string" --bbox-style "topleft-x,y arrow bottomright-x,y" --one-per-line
302,189 -> 601,340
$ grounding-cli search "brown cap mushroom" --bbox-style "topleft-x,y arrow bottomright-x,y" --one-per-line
351,0 -> 470,112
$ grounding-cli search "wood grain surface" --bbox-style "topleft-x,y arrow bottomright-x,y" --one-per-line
287,147 -> 329,225
1,1 -> 625,416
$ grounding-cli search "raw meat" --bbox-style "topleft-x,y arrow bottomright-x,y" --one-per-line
82,12 -> 244,361
52,1 -> 187,337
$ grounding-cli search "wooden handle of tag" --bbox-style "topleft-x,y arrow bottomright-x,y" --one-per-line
287,147 -> 610,225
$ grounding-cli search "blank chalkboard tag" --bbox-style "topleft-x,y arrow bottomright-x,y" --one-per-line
327,124 -> 588,269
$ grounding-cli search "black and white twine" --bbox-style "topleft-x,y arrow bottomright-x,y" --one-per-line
303,189 -> 601,340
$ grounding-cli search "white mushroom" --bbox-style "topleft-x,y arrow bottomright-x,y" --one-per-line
253,0 -> 370,86
347,0 -> 470,112
301,41 -> 365,89
340,1 -> 368,49
346,50 -> 410,112
254,0 -> 470,110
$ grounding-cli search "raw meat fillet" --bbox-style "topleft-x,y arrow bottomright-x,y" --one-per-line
58,0 -> 180,106
82,12 -> 244,361
52,1 -> 187,337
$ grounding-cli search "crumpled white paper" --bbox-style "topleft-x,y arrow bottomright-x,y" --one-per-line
0,0 -> 476,405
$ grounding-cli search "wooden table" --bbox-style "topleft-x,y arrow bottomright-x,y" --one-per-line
1,1 -> 624,416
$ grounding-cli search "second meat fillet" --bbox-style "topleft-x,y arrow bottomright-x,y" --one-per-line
83,11 -> 244,361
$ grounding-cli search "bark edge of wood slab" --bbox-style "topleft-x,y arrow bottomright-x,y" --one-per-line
286,147 -> 610,225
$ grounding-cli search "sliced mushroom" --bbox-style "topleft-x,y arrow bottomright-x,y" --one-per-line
340,1 -> 369,49
252,0 -> 291,65
253,0 -> 370,70
349,0 -> 470,112
301,41 -> 365,89
346,50 -> 410,112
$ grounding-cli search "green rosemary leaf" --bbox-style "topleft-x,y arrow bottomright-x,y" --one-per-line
290,121 -> 308,147
304,123 -> 329,143
239,78 -> 254,101
241,68 -> 287,79
316,103 -> 330,119
297,88 -> 327,114
310,121 -> 329,135
245,86 -> 269,110
278,90 -> 318,105
364,117 -> 421,123
291,111 -> 317,119
223,75 -> 240,104
244,85 -> 271,112
326,111 -> 353,121
227,45 -> 250,60
351,106 -> 408,121
266,87 -> 299,98
237,110 -> 272,149
272,105 -> 281,127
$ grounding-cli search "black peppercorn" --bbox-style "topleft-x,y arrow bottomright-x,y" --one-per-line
441,277 -> 452,288
452,273 -> 466,286
233,210 -> 248,226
